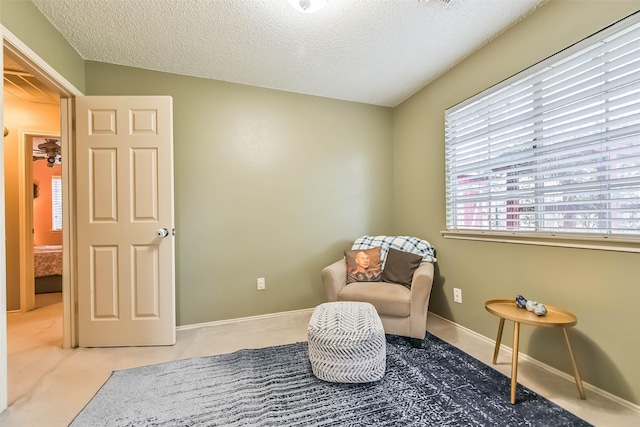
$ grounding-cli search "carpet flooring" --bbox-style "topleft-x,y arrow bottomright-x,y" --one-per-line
70,334 -> 591,426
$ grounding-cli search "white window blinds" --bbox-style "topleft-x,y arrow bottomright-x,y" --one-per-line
445,14 -> 640,237
52,176 -> 62,231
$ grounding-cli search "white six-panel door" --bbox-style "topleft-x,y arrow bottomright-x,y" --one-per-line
75,96 -> 175,347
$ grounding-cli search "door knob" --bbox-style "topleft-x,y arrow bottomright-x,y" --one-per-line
156,228 -> 169,238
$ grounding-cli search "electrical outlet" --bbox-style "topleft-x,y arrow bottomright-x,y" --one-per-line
257,277 -> 265,290
453,288 -> 462,304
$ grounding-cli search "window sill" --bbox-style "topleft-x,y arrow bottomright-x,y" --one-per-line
441,230 -> 640,253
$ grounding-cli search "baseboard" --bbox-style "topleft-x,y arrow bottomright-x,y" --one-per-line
176,307 -> 316,331
427,312 -> 640,415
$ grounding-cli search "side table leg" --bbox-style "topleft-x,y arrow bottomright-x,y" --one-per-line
563,328 -> 586,400
510,322 -> 520,404
493,318 -> 505,364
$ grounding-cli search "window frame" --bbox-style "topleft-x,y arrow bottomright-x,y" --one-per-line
51,175 -> 62,232
442,12 -> 640,253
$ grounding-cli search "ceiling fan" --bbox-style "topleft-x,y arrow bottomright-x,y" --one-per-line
33,138 -> 61,167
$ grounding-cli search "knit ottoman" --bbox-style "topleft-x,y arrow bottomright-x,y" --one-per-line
308,301 -> 386,383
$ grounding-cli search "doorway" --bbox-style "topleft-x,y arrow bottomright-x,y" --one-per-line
29,133 -> 63,309
4,50 -> 63,408
5,58 -> 62,300
2,29 -> 82,411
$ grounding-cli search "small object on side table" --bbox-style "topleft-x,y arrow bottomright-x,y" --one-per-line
534,303 -> 547,316
526,300 -> 538,311
515,295 -> 527,308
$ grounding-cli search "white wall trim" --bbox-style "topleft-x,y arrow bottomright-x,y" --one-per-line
0,42 -> 6,412
176,308 -> 315,331
59,99 -> 76,349
441,230 -> 640,254
428,312 -> 640,415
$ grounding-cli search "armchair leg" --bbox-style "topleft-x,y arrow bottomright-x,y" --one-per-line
410,338 -> 423,349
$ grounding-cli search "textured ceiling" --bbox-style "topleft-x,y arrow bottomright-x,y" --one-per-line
31,0 -> 546,107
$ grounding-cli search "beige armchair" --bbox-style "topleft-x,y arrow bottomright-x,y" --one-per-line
322,258 -> 434,348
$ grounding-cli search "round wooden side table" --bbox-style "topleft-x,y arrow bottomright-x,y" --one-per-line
485,299 -> 586,404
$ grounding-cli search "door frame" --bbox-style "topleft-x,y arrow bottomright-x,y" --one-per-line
18,130 -> 60,314
2,25 -> 83,412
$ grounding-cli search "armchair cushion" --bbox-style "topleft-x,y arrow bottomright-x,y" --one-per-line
381,248 -> 423,288
337,282 -> 411,317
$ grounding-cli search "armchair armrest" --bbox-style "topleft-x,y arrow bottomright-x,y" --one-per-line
409,262 -> 435,340
322,259 -> 347,302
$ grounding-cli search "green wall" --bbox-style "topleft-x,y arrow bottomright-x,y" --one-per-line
393,0 -> 640,405
85,62 -> 394,326
0,0 -> 85,93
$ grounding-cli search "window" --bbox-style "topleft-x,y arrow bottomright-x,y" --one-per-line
445,14 -> 640,241
52,176 -> 62,231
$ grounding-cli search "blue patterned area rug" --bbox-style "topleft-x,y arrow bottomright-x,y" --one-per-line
70,334 -> 591,426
